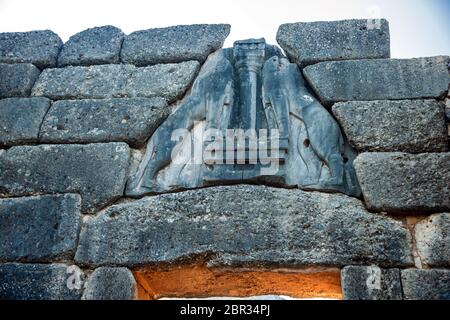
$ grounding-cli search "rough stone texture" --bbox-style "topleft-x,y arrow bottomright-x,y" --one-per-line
82,267 -> 137,300
126,61 -> 200,102
0,30 -> 63,69
0,194 -> 81,262
332,100 -> 448,153
121,24 -> 230,66
401,269 -> 450,300
31,64 -> 134,100
57,26 -> 124,67
303,56 -> 450,106
0,143 -> 130,213
354,153 -> 450,213
415,213 -> 450,267
0,263 -> 84,300
0,63 -> 40,98
341,266 -> 402,300
40,98 -> 169,147
0,97 -> 51,146
31,62 -> 199,103
75,185 -> 413,268
277,19 -> 390,67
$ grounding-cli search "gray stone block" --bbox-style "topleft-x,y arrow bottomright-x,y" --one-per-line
121,24 -> 230,66
31,64 -> 134,100
354,153 -> 450,213
0,194 -> 81,262
126,61 -> 200,102
0,97 -> 51,146
332,100 -> 448,153
303,56 -> 450,106
57,26 -> 124,67
341,266 -> 402,300
277,19 -> 390,67
415,213 -> 450,267
0,30 -> 63,69
0,263 -> 84,300
82,267 -> 137,300
0,143 -> 130,213
0,63 -> 40,98
31,62 -> 199,103
401,269 -> 450,300
40,98 -> 169,147
75,185 -> 413,268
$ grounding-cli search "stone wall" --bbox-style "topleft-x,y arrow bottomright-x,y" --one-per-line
0,21 -> 449,300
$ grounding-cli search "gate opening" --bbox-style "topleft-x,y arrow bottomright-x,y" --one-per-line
133,264 -> 342,300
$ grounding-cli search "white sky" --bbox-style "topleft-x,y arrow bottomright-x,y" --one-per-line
0,0 -> 448,58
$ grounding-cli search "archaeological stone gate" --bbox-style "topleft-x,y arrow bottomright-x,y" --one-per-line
0,20 -> 449,300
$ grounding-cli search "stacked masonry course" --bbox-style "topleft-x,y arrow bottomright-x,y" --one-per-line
0,20 -> 449,300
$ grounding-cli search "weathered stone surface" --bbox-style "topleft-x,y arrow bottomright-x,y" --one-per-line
40,98 -> 169,147
0,194 -> 81,262
31,62 -> 199,103
415,213 -> 450,267
121,24 -> 230,66
82,267 -> 137,300
0,97 -> 51,146
354,153 -> 450,213
303,56 -> 450,106
341,266 -> 402,300
0,63 -> 40,98
332,100 -> 448,153
126,61 -> 200,102
0,143 -> 130,213
0,30 -> 63,68
401,269 -> 450,300
31,64 -> 134,100
277,19 -> 390,67
0,263 -> 84,300
75,185 -> 413,267
58,26 -> 124,67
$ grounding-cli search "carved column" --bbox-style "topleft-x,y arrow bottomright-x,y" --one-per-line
233,39 -> 266,131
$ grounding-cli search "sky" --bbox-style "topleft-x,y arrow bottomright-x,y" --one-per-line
0,0 -> 448,58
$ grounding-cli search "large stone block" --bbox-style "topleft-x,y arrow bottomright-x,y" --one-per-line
82,267 -> 137,300
415,213 -> 450,267
341,266 -> 402,300
31,62 -> 199,103
40,98 -> 169,147
303,56 -> 450,106
121,24 -> 230,65
0,30 -> 63,68
354,153 -> 450,213
0,263 -> 84,300
126,61 -> 200,102
57,26 -> 124,67
0,194 -> 81,262
31,64 -> 134,100
277,19 -> 390,67
0,97 -> 51,146
0,143 -> 130,213
75,185 -> 413,268
332,100 -> 448,153
0,63 -> 40,98
401,269 -> 450,300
